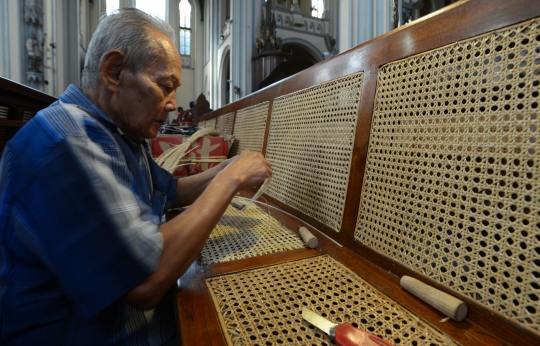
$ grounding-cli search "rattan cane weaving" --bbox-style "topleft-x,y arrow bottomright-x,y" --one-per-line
264,72 -> 363,232
216,112 -> 235,135
356,19 -> 540,332
230,102 -> 269,157
199,202 -> 306,265
206,255 -> 457,345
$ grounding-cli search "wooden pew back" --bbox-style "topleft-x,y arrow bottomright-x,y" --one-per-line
197,0 -> 540,343
0,77 -> 56,156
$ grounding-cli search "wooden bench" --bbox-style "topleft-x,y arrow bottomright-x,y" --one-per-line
0,77 -> 56,156
179,0 -> 540,345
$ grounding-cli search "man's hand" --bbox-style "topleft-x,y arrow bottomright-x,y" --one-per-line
218,150 -> 272,190
126,150 -> 272,310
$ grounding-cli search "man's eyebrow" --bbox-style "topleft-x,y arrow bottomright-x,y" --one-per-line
160,75 -> 179,87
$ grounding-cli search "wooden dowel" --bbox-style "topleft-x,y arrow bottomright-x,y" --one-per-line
400,276 -> 468,322
230,200 -> 246,210
298,226 -> 318,248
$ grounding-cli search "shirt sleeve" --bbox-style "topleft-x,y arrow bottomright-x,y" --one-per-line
146,149 -> 178,211
13,134 -> 164,319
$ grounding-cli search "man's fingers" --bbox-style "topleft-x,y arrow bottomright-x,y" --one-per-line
222,150 -> 273,190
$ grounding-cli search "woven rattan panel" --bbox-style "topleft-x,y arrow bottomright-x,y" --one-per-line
206,255 -> 457,345
199,202 -> 305,265
265,73 -> 362,232
356,19 -> 540,332
216,112 -> 235,135
230,102 -> 269,157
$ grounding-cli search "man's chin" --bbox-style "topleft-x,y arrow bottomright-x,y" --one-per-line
144,126 -> 161,140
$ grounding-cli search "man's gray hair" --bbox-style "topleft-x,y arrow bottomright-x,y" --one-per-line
81,8 -> 176,91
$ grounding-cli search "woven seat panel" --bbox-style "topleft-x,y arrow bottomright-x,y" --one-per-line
206,255 -> 457,345
356,19 -> 540,332
265,72 -> 362,232
199,202 -> 305,265
216,112 -> 235,135
230,102 -> 269,156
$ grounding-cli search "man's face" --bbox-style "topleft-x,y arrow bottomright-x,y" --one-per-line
114,30 -> 182,141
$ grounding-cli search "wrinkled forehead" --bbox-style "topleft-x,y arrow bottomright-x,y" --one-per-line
145,30 -> 182,83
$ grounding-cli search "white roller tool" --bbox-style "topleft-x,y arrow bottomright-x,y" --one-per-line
298,226 -> 318,248
400,276 -> 468,322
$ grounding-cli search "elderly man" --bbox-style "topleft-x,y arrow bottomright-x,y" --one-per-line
0,8 -> 271,345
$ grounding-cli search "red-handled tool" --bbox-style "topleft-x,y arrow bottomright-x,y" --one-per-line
302,307 -> 394,346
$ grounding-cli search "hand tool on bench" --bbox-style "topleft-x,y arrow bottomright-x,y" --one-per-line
298,226 -> 318,248
229,199 -> 246,210
302,307 -> 394,346
400,276 -> 468,322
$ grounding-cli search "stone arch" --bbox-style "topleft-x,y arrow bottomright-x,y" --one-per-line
218,46 -> 231,107
281,37 -> 324,63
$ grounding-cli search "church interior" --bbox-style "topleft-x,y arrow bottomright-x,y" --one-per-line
1,0 -> 445,119
1,0 -> 539,345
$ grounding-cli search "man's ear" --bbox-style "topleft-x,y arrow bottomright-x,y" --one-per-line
99,50 -> 126,93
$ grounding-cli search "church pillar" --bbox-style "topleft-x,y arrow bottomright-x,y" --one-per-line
0,0 -> 10,79
338,0 -> 393,53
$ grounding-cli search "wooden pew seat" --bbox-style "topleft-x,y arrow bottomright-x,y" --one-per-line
179,1 -> 540,345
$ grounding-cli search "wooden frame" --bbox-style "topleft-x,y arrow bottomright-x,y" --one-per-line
1,1 -> 538,343
182,1 -> 540,345
0,77 -> 56,155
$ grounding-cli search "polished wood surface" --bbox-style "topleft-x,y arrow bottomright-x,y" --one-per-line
0,77 -> 56,155
176,202 -> 512,345
176,1 -> 540,345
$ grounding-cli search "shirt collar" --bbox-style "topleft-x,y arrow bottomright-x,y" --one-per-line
59,84 -> 119,131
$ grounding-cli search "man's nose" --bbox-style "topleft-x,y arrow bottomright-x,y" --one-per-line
165,91 -> 178,111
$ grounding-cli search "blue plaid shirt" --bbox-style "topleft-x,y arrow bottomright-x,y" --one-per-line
0,85 -> 178,345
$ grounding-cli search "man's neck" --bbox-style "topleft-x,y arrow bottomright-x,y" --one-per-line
83,87 -> 114,120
